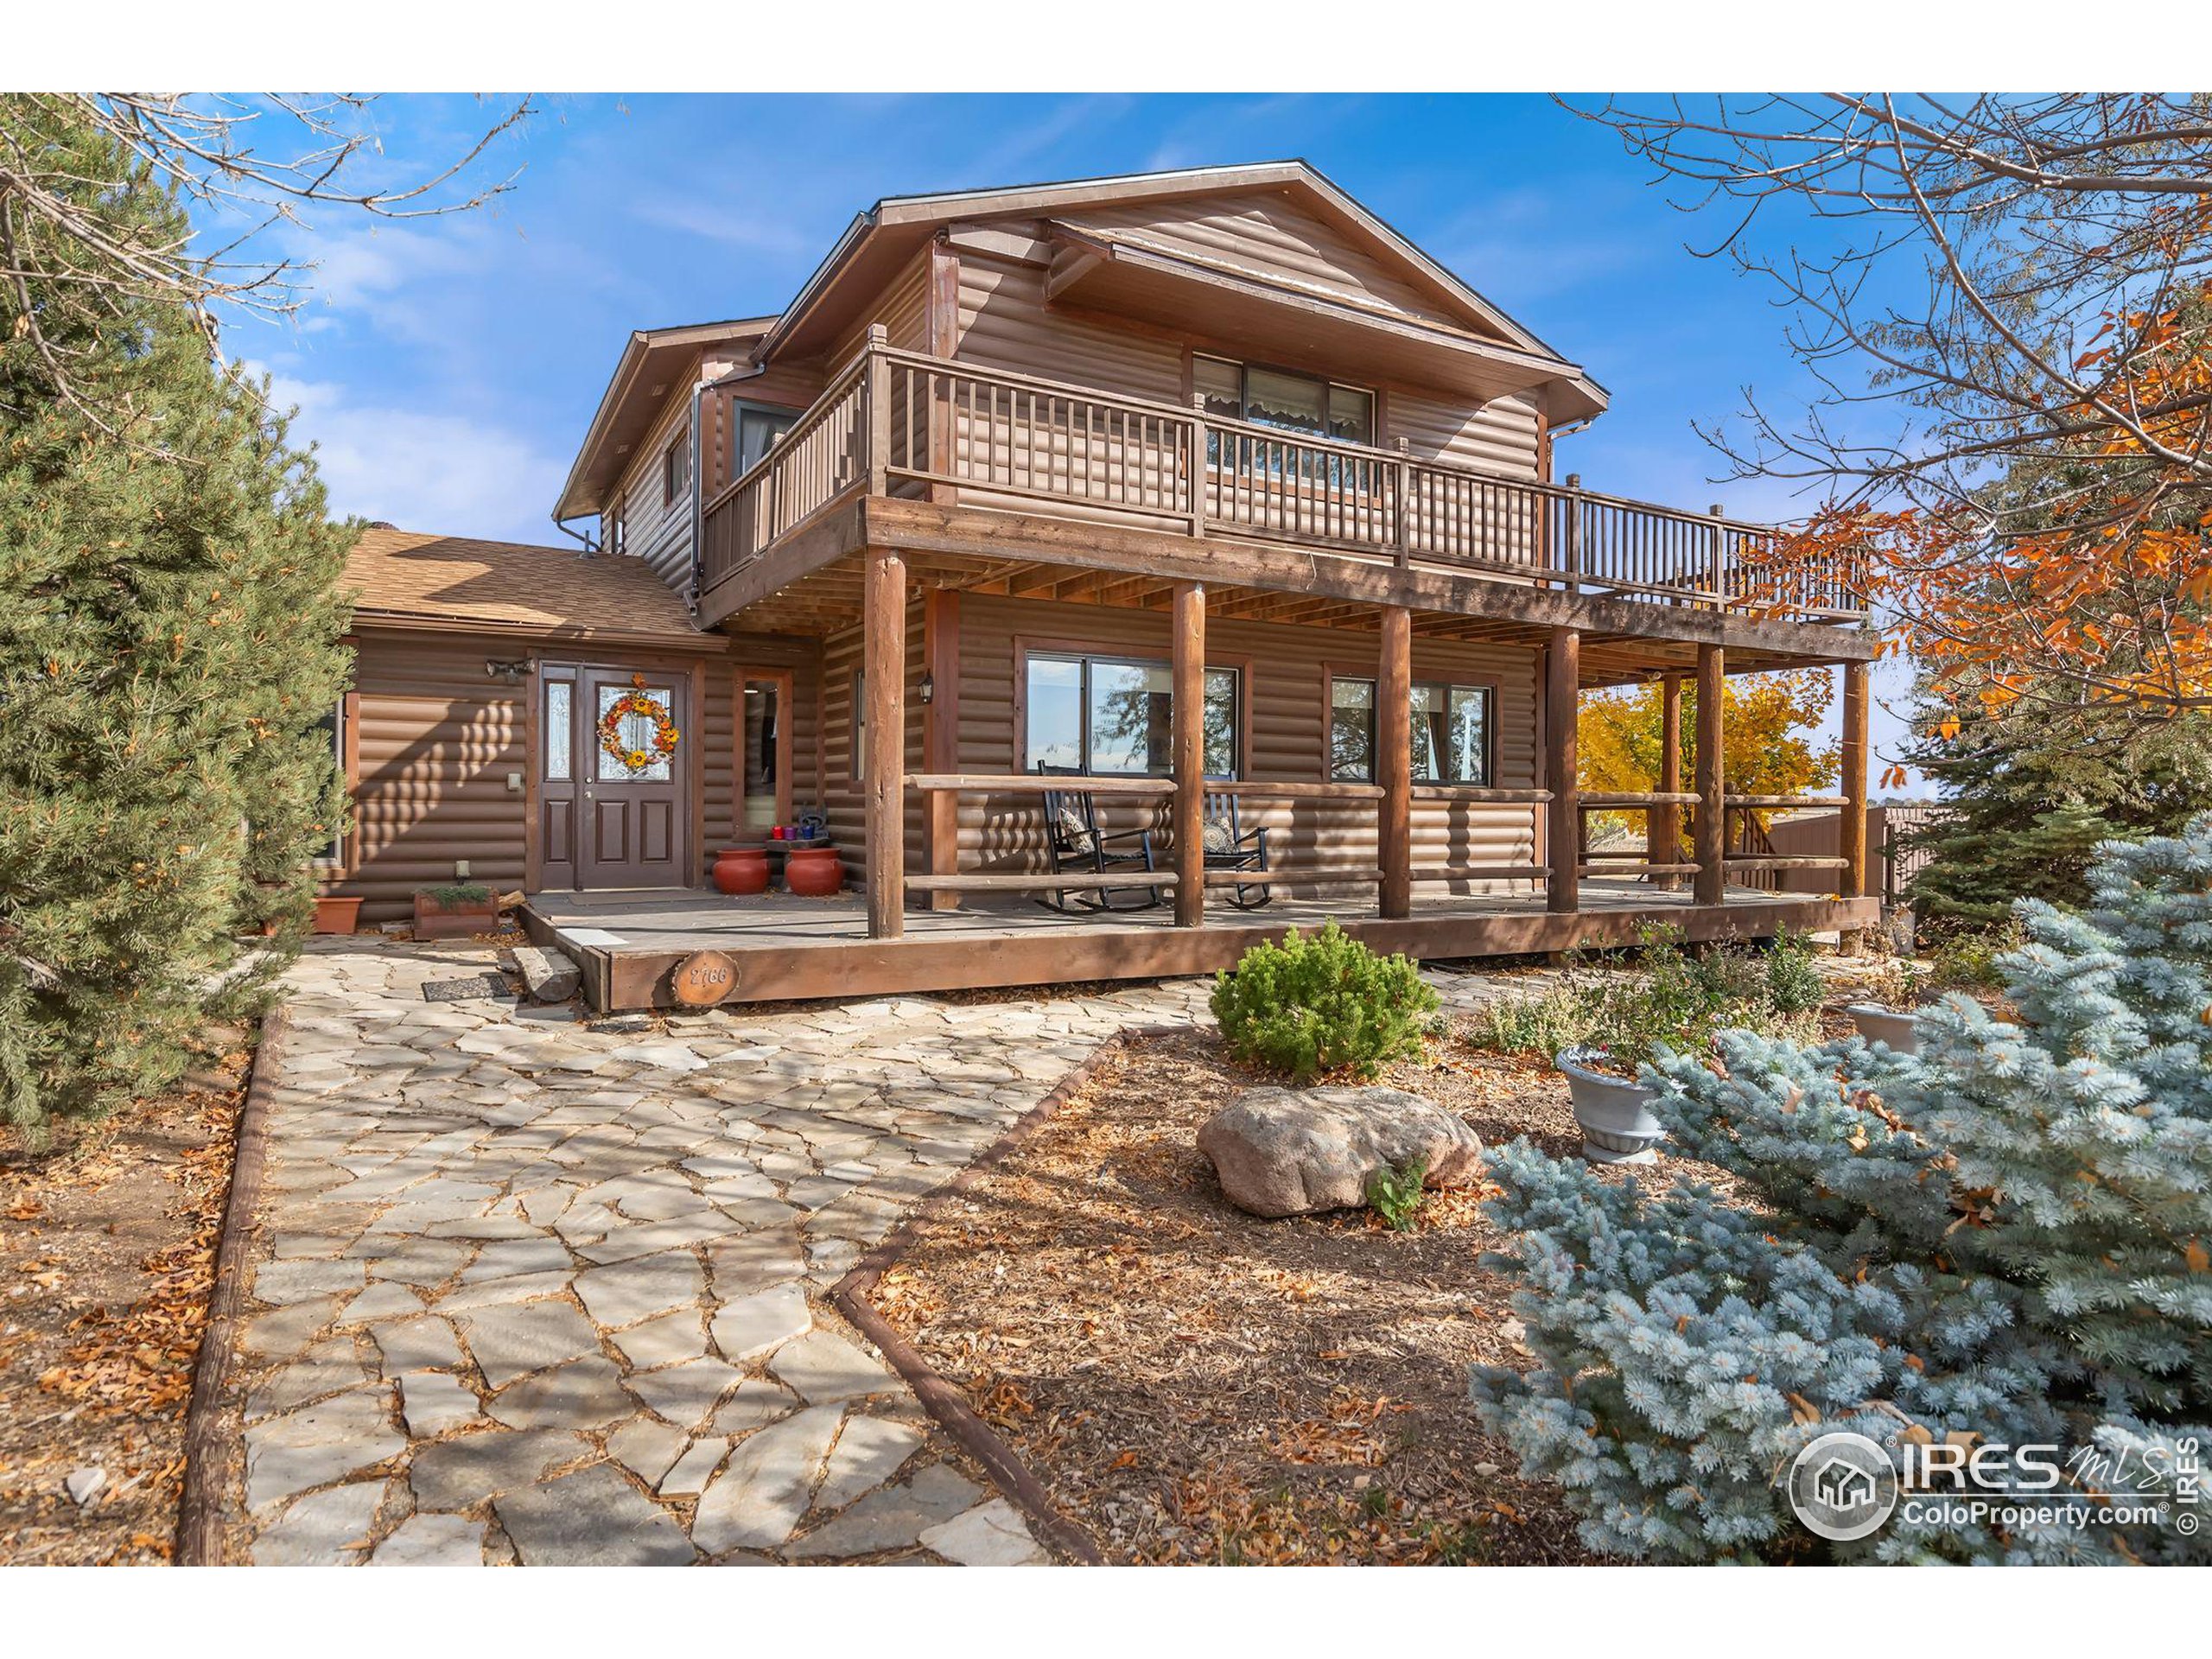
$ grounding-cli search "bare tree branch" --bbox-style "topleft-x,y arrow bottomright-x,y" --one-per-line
0,92 -> 535,428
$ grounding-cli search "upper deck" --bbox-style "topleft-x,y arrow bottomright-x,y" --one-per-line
696,333 -> 1866,645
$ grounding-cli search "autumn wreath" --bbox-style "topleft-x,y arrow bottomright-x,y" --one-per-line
598,673 -> 680,772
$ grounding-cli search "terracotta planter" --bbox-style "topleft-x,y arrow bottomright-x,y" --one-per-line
313,895 -> 364,936
783,845 -> 844,897
713,846 -> 770,895
1846,1004 -> 1923,1055
414,890 -> 499,941
1557,1046 -> 1664,1165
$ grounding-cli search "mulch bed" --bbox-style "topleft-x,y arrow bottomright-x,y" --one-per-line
0,1038 -> 251,1566
873,1022 -> 1654,1566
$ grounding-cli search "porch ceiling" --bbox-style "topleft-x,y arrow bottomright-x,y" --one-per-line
718,543 -> 1862,687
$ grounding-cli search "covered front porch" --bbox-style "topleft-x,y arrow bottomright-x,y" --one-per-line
523,880 -> 1879,1014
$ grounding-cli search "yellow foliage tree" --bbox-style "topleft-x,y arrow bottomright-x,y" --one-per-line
1578,670 -> 1840,844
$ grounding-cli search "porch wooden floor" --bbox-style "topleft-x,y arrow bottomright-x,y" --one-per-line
522,880 -> 1880,1013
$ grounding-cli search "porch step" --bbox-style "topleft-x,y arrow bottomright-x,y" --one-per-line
507,942 -> 582,1003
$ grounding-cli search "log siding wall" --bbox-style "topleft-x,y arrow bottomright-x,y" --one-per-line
327,629 -> 820,922
814,594 -> 1542,897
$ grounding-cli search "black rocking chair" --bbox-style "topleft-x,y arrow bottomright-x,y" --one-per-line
1201,785 -> 1273,909
1036,766 -> 1163,912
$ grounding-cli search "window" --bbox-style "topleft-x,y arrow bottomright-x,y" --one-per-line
544,681 -> 571,781
595,683 -> 673,783
311,701 -> 346,864
663,435 -> 687,507
1024,653 -> 1239,778
1330,677 -> 1376,784
734,404 -> 800,478
1411,682 -> 1492,785
1328,677 -> 1493,786
1194,354 -> 1374,447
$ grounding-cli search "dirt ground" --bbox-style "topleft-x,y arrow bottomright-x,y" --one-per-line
874,1022 -> 1655,1566
0,1040 -> 249,1566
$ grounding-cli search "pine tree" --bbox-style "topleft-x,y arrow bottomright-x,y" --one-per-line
0,97 -> 355,1128
1903,683 -> 2212,941
1471,817 -> 2212,1564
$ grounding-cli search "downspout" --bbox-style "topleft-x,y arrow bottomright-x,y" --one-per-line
688,361 -> 768,615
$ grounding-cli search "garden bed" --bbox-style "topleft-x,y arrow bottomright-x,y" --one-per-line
0,1040 -> 250,1564
872,1021 -> 1720,1566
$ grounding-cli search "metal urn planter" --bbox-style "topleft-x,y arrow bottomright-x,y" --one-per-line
1556,1046 -> 1664,1165
1845,1004 -> 1923,1055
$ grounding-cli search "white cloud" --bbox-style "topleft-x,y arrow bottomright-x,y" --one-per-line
265,371 -> 568,544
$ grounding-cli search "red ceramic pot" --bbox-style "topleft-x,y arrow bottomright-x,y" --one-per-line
783,845 -> 843,897
712,847 -> 769,896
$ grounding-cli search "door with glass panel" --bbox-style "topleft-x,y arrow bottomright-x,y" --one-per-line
537,664 -> 690,890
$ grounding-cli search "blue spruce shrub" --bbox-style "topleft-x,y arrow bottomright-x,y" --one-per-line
1471,817 -> 2212,1564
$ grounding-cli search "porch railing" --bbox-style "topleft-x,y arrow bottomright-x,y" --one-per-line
698,332 -> 1866,621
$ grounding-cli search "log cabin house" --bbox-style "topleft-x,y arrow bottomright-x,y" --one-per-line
327,162 -> 1878,1011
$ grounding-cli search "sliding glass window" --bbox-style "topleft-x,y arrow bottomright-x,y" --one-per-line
1024,653 -> 1239,778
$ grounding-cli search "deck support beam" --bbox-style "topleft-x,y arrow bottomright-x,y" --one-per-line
1840,658 -> 1870,932
923,589 -> 960,911
1693,644 -> 1726,907
1653,671 -> 1683,891
864,547 -> 906,939
1545,626 -> 1580,914
1173,582 -> 1207,928
1378,604 -> 1413,919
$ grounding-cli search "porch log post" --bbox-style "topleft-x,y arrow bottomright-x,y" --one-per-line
923,589 -> 961,911
1693,643 -> 1726,906
1378,604 -> 1413,919
1172,582 -> 1207,928
1653,671 -> 1684,890
1545,626 -> 1580,914
864,547 -> 906,938
1840,658 -> 1871,902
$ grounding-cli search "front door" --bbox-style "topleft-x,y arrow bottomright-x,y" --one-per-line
571,665 -> 689,889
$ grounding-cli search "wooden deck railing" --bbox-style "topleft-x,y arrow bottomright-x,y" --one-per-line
700,332 -> 1867,620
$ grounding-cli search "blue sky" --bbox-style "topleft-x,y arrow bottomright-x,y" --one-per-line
237,92 -> 1920,784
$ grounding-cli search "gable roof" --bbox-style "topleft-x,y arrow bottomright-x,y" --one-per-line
345,526 -> 716,649
755,160 -> 1605,413
553,316 -> 778,523
558,161 -> 1610,519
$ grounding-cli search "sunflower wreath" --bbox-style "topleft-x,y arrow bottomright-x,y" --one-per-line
598,673 -> 680,772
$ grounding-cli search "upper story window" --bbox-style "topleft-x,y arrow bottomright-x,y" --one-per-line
1195,354 -> 1375,448
734,404 -> 800,479
663,435 -> 688,507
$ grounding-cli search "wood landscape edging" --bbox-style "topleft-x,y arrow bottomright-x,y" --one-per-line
175,1005 -> 288,1567
831,1022 -> 1187,1567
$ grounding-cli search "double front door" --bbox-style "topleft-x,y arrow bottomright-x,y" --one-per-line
539,664 -> 690,890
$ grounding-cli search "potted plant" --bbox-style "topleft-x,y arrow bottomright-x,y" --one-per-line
1556,1041 -> 1669,1165
413,881 -> 499,941
313,893 -> 365,935
1843,956 -> 1928,1054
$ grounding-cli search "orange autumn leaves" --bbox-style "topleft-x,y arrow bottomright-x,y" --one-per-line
1741,292 -> 2212,717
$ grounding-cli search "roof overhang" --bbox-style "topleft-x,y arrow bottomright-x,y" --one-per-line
555,317 -> 777,521
1040,228 -> 1607,423
750,160 -> 1599,400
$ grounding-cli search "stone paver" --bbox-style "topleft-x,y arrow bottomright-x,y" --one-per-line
229,937 -> 1364,1564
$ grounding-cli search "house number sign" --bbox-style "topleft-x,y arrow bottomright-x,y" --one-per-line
670,949 -> 740,1008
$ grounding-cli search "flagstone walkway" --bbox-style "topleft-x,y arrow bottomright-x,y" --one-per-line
225,938 -> 1522,1566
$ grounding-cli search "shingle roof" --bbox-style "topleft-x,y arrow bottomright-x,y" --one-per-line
344,527 -> 714,646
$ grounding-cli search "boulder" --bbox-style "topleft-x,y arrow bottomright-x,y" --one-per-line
1196,1085 -> 1484,1218
508,944 -> 581,1003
